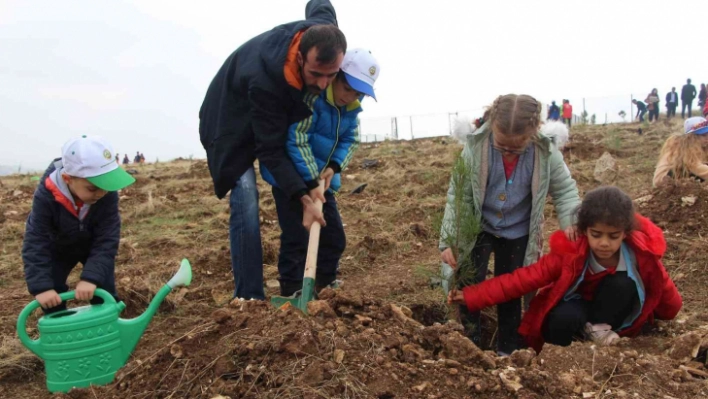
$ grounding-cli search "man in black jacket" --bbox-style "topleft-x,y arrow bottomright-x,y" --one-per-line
682,78 -> 697,118
666,87 -> 679,119
199,0 -> 346,300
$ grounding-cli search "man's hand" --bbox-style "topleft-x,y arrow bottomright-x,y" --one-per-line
320,168 -> 335,191
447,289 -> 465,305
35,289 -> 62,309
75,281 -> 97,301
564,225 -> 579,242
301,194 -> 326,231
441,248 -> 458,268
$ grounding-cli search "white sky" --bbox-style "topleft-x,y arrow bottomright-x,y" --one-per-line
1,0 -> 706,172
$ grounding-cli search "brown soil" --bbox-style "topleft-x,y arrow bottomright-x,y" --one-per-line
2,121 -> 708,398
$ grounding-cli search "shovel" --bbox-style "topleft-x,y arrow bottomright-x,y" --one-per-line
271,181 -> 324,314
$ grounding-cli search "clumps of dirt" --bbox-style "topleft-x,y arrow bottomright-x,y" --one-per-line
563,136 -> 610,160
188,161 -> 210,178
0,337 -> 43,382
174,161 -> 210,180
638,180 -> 708,235
54,289 -> 704,399
355,235 -> 394,262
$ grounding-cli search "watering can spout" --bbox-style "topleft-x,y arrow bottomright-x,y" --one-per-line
117,259 -> 192,366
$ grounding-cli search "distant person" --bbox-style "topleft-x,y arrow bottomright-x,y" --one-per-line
22,136 -> 135,312
681,78 -> 697,118
666,87 -> 679,119
653,116 -> 708,187
115,153 -> 120,165
199,0 -> 345,300
122,154 -> 130,165
699,83 -> 707,110
140,153 -> 146,164
645,89 -> 660,123
632,99 -> 647,122
562,99 -> 573,127
547,101 -> 561,121
260,48 -> 379,296
134,152 -> 141,164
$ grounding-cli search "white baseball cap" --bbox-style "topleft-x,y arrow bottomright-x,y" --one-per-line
684,117 -> 708,135
61,135 -> 135,191
341,48 -> 380,100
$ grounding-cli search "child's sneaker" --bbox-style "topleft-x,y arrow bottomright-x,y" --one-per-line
584,323 -> 620,345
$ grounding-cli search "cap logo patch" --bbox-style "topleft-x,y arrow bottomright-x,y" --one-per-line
369,66 -> 376,76
103,149 -> 112,160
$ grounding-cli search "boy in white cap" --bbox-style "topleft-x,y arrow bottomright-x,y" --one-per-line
261,48 -> 380,296
22,135 -> 135,312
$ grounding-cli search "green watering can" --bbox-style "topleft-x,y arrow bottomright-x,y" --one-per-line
16,258 -> 193,393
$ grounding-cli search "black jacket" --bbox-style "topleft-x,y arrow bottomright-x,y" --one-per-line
199,0 -> 338,199
22,160 -> 121,295
665,91 -> 679,106
681,84 -> 697,102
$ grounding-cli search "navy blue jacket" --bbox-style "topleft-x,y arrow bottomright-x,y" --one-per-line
199,0 -> 339,200
22,160 -> 121,295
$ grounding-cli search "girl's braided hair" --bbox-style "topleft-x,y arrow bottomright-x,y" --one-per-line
488,94 -> 542,137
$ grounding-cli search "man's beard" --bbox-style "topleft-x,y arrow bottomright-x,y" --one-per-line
306,85 -> 322,94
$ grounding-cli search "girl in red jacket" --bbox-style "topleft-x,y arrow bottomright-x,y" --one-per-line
448,186 -> 682,352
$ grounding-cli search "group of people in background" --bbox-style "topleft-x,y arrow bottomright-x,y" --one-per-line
546,99 -> 574,127
115,151 -> 146,165
633,79 -> 707,122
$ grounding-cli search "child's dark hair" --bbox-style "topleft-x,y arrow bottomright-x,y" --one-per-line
577,186 -> 636,233
488,94 -> 542,136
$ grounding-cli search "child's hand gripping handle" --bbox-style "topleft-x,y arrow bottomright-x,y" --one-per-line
16,289 -> 117,356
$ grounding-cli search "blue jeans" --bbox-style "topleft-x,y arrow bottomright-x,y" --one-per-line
229,167 -> 265,300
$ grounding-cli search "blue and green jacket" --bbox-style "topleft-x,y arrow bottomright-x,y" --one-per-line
261,84 -> 361,193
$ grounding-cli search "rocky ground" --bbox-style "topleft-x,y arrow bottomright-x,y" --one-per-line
1,118 -> 707,398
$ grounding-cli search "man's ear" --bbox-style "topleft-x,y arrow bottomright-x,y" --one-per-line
297,51 -> 304,68
61,173 -> 71,184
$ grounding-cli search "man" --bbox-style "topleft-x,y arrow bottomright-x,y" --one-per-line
633,99 -> 647,122
681,78 -> 697,118
199,0 -> 346,300
666,87 -> 679,119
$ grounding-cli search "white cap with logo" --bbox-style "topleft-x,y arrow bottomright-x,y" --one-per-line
61,135 -> 135,191
340,48 -> 380,100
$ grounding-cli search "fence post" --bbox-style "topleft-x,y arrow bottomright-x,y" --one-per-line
394,117 -> 398,140
583,98 -> 586,124
410,116 -> 414,140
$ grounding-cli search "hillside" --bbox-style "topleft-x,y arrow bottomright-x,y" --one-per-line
1,119 -> 708,398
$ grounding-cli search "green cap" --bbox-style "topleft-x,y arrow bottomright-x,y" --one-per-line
87,168 -> 136,191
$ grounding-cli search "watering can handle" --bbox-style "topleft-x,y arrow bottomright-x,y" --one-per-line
16,289 -> 117,356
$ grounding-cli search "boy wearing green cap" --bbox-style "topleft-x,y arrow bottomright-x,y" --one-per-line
22,135 -> 136,312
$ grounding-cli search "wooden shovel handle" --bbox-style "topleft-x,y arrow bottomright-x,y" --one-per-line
303,180 -> 325,280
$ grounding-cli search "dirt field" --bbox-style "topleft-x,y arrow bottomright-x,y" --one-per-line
1,119 -> 708,398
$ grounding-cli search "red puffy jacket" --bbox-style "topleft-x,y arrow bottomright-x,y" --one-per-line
462,214 -> 682,353
703,100 -> 707,117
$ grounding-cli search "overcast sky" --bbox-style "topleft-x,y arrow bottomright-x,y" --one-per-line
1,0 -> 706,172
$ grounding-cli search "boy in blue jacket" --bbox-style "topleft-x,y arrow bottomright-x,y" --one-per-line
262,48 -> 380,296
22,135 -> 135,312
